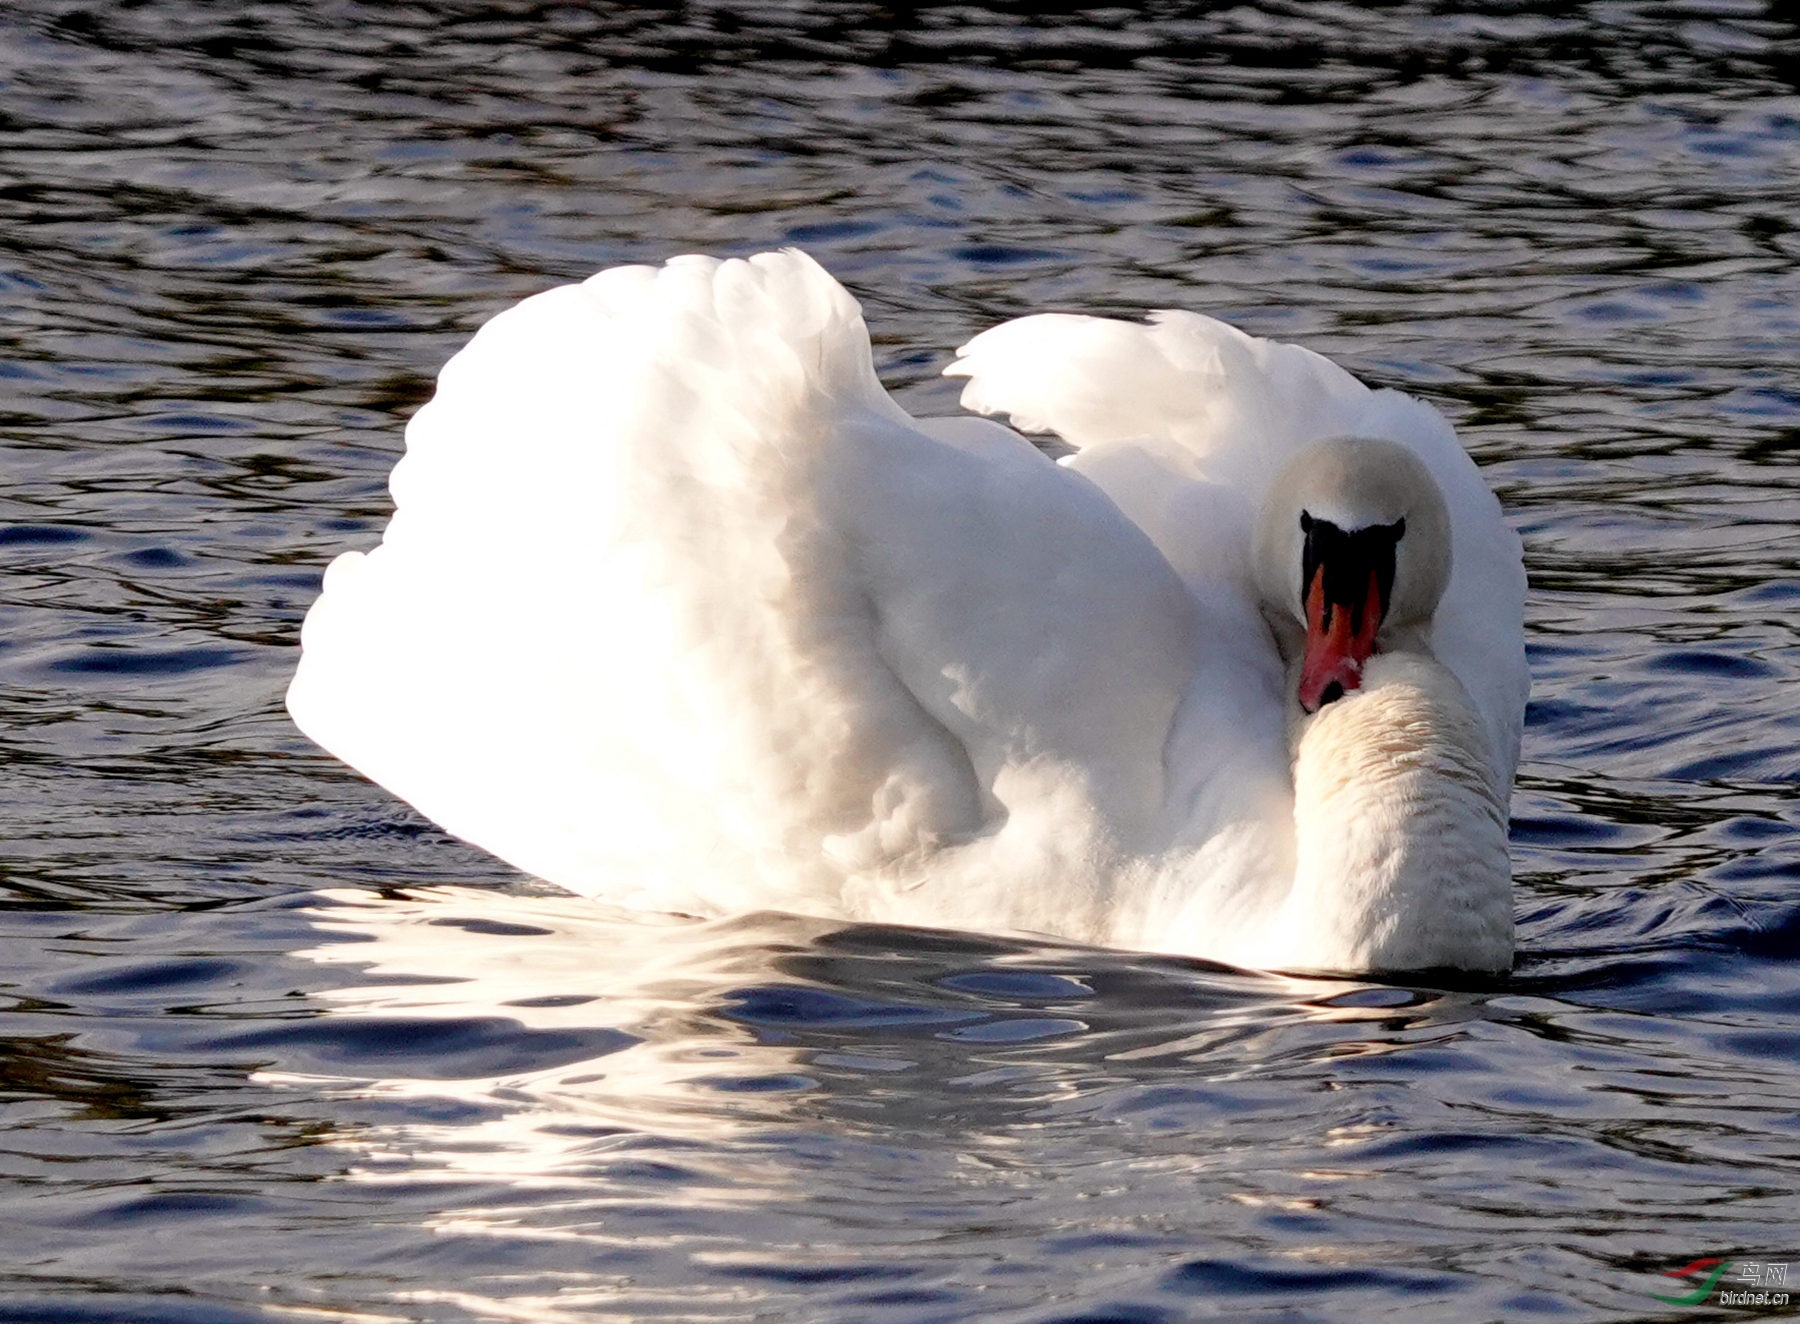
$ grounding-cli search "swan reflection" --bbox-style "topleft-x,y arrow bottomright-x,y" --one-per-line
274,886 -> 1488,1169
250,886 -> 1515,1319
274,886 -> 839,1151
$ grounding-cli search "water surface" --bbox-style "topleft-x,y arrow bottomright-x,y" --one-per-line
2,4 -> 1798,1321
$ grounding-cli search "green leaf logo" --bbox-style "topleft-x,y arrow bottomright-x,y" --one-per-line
1651,1258 -> 1733,1306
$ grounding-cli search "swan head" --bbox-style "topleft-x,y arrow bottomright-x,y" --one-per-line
1253,437 -> 1452,714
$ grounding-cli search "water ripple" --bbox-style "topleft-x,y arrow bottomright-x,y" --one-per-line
1,3 -> 1797,1321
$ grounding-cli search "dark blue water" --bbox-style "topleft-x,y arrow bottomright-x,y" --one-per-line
3,3 -> 1798,1320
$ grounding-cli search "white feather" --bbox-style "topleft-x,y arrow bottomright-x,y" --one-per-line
289,250 -> 1528,974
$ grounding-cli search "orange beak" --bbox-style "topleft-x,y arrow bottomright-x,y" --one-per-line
1297,567 -> 1383,713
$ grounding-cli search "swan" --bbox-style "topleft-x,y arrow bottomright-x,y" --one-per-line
288,250 -> 1528,976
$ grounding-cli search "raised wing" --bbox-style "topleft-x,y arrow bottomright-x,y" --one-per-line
289,252 -> 1203,925
948,309 -> 1529,784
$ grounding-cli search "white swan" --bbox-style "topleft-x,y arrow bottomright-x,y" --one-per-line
288,250 -> 1528,976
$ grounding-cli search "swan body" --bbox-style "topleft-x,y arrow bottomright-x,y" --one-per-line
288,250 -> 1527,975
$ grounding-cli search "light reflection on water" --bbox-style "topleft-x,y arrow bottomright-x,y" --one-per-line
205,879 -> 1791,1322
1,2 -> 1798,1321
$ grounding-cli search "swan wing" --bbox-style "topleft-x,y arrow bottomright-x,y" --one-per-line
948,310 -> 1528,785
288,252 -> 1203,924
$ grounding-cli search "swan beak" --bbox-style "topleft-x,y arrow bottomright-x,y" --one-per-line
1298,570 -> 1383,712
1295,514 -> 1402,713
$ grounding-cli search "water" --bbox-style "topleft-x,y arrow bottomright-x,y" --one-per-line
2,2 -> 1798,1320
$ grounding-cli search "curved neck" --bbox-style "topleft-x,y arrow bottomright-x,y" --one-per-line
1273,652 -> 1513,975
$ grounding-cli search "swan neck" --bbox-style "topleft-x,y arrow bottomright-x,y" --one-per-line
1276,652 -> 1513,975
